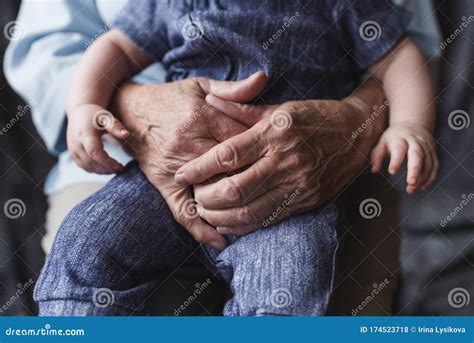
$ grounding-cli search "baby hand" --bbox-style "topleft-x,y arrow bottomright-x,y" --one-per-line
67,104 -> 130,174
370,122 -> 438,193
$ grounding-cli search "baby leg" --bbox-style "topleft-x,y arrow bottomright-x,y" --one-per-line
217,203 -> 339,316
34,162 -> 197,315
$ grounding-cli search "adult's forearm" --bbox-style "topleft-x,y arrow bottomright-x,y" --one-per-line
342,77 -> 388,161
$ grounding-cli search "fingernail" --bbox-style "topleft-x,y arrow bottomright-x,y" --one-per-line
175,172 -> 189,185
217,227 -> 231,234
196,205 -> 203,216
120,130 -> 130,137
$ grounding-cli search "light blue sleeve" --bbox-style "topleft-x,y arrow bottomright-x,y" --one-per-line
393,0 -> 441,57
4,0 -> 130,154
3,0 -> 166,195
3,0 -> 113,155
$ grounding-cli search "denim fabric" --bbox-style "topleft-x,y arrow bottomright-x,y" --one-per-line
114,0 -> 411,104
35,162 -> 338,316
35,0 -> 408,316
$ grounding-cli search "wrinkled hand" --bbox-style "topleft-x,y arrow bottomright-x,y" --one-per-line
113,72 -> 267,249
175,93 -> 381,236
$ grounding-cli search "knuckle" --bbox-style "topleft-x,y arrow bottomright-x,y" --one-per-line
411,148 -> 424,159
237,206 -> 254,223
193,76 -> 205,86
216,143 -> 238,169
192,230 -> 205,242
193,230 -> 210,244
417,137 -> 428,146
300,171 -> 313,187
391,139 -> 405,149
89,148 -> 102,159
224,179 -> 243,204
286,153 -> 304,168
391,144 -> 404,153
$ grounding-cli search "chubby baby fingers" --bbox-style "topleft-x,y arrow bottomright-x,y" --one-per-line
387,139 -> 408,175
82,135 -> 124,174
104,117 -> 130,140
420,151 -> 439,190
370,140 -> 388,173
405,142 -> 426,192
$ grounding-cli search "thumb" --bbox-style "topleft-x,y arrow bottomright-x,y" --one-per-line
198,71 -> 267,102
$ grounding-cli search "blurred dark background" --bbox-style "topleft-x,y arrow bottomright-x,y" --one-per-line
0,0 -> 55,315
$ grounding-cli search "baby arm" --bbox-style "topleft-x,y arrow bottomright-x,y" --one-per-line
369,38 -> 438,193
67,29 -> 152,174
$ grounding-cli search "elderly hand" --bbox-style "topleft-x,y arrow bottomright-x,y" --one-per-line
112,72 -> 267,249
175,79 -> 387,236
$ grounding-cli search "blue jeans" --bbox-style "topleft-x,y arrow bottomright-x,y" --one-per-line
34,162 -> 339,316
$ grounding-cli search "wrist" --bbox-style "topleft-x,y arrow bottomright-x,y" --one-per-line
341,97 -> 388,158
110,81 -> 151,136
389,120 -> 434,134
390,118 -> 434,135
